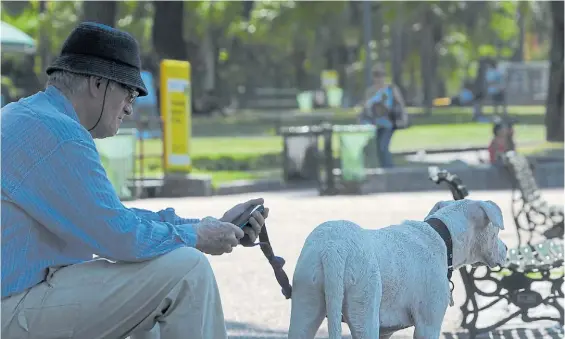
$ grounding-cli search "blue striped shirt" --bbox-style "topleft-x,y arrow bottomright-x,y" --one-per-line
1,86 -> 200,298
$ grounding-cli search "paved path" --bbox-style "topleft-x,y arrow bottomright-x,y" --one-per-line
126,189 -> 564,338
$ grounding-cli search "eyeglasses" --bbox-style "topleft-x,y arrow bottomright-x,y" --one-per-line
118,83 -> 139,104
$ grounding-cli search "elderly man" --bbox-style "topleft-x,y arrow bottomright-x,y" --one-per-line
1,22 -> 268,339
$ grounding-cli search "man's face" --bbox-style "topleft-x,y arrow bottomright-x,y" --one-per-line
86,77 -> 138,138
373,73 -> 385,88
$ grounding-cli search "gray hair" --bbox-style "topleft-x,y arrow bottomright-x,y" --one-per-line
46,70 -> 90,95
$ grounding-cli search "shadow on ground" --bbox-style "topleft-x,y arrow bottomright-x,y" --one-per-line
226,320 -> 563,338
442,326 -> 564,339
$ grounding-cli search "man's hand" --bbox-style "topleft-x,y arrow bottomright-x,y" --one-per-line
194,217 -> 244,255
220,198 -> 270,244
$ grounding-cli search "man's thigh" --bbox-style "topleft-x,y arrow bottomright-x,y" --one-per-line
2,247 -> 207,339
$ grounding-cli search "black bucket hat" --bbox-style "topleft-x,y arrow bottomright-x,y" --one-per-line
46,22 -> 148,97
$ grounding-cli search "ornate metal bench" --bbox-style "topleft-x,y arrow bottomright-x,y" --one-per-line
501,151 -> 564,244
428,166 -> 564,339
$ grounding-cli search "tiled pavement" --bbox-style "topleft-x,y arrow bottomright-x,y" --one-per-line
126,188 -> 564,338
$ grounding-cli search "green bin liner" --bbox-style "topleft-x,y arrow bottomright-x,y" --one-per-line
339,130 -> 375,182
297,91 -> 313,112
326,87 -> 343,108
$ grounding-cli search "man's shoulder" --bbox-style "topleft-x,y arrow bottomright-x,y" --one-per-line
2,91 -> 90,145
1,92 -> 94,194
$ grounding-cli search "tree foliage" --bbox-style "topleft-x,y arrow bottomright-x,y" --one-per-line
0,0 -> 553,102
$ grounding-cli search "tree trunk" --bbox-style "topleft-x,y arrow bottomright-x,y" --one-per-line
200,24 -> 215,91
81,1 -> 117,26
545,1 -> 564,142
513,6 -> 525,62
419,9 -> 435,115
37,1 -> 50,83
152,1 -> 186,61
391,17 -> 405,96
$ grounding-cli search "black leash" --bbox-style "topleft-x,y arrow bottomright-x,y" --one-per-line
234,206 -> 292,299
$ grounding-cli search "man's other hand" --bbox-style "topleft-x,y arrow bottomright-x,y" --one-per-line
220,198 -> 270,244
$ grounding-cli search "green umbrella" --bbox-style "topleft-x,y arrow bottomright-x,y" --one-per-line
1,21 -> 36,54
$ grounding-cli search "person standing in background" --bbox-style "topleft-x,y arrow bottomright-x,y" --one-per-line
359,64 -> 406,168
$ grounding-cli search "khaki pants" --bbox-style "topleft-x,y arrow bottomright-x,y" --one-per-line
1,247 -> 228,339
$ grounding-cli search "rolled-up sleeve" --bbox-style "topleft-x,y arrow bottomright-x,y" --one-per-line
6,139 -> 198,261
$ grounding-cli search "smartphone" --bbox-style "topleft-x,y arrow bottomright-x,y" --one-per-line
237,204 -> 265,229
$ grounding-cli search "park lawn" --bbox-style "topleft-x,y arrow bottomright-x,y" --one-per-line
190,169 -> 282,188
138,122 -> 545,156
134,123 -> 546,178
190,105 -> 545,137
517,141 -> 564,157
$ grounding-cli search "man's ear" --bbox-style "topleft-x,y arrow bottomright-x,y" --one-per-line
88,76 -> 104,97
477,200 -> 504,230
425,200 -> 453,220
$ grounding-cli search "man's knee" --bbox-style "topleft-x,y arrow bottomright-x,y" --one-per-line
155,247 -> 215,280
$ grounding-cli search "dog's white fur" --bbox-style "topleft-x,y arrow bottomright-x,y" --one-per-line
288,199 -> 508,339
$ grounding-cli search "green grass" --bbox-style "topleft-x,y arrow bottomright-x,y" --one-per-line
517,142 -> 564,158
190,105 -> 546,137
138,123 -> 545,157
129,105 -> 550,184
191,169 -> 275,188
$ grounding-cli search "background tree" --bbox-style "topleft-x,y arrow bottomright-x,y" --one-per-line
545,0 -> 564,142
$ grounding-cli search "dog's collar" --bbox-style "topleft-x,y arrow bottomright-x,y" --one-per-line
425,218 -> 454,281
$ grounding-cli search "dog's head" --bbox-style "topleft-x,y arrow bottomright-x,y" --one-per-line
425,199 -> 507,269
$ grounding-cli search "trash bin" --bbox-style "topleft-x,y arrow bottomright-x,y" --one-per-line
280,125 -> 324,182
94,128 -> 138,200
296,91 -> 313,112
333,124 -> 376,183
326,87 -> 343,108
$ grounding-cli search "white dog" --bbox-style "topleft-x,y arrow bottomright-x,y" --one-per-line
288,199 -> 508,339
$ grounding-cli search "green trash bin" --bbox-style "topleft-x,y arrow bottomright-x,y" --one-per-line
94,128 -> 138,200
333,125 -> 376,183
326,87 -> 343,108
296,91 -> 313,112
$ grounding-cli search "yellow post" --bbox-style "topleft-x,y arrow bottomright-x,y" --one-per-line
160,59 -> 192,173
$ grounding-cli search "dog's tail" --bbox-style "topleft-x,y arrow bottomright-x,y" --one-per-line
321,243 -> 346,339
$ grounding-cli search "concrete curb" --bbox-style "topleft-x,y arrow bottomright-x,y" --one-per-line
212,161 -> 564,197
214,179 -> 317,196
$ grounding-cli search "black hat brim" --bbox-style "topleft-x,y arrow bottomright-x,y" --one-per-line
46,53 -> 148,97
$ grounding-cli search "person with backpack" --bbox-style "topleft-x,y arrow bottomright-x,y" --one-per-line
359,64 -> 408,168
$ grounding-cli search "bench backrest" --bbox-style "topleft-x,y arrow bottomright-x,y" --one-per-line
502,151 -> 541,203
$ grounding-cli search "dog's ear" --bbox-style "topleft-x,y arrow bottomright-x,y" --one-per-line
425,200 -> 454,220
477,200 -> 504,230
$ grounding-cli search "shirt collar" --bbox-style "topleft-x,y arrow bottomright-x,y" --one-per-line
45,85 -> 80,123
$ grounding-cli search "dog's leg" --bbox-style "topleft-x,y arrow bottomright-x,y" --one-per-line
288,250 -> 327,339
288,283 -> 326,339
413,324 -> 442,339
412,301 -> 446,339
343,273 -> 382,339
